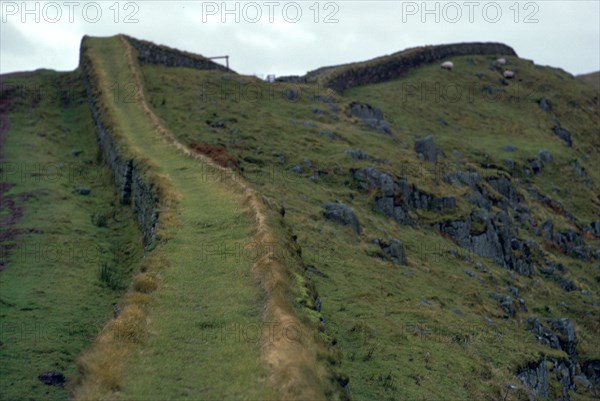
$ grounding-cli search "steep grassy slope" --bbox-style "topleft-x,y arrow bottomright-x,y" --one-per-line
139,49 -> 599,400
0,70 -> 142,400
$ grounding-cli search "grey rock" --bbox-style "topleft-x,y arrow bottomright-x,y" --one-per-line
71,149 -> 83,157
322,203 -> 361,235
376,238 -> 407,265
291,165 -> 304,174
501,144 -> 518,152
73,187 -> 91,195
414,135 -> 441,163
538,150 -> 553,163
538,98 -> 552,113
314,297 -> 322,312
582,360 -> 600,387
551,318 -> 577,357
503,159 -> 516,170
353,168 -> 395,196
466,191 -> 491,209
347,101 -> 384,120
284,89 -> 299,101
529,158 -> 544,175
319,130 -> 339,140
490,292 -> 516,317
559,278 -> 578,292
346,102 -> 392,134
488,175 -> 521,204
345,149 -> 370,160
518,360 -> 550,399
553,124 -> 573,147
38,371 -> 66,386
528,317 -> 561,350
445,171 -> 481,188
591,221 -> 600,238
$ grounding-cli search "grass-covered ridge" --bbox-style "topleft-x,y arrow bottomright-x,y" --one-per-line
73,35 -> 341,400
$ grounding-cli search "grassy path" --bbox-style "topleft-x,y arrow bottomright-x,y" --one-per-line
80,37 -> 275,400
76,36 -> 329,400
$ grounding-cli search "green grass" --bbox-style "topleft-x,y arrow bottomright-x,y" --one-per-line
138,52 -> 599,400
80,36 -> 276,400
0,69 -> 142,401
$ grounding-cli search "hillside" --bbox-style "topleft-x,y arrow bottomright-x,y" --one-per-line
578,71 -> 600,94
1,35 -> 599,401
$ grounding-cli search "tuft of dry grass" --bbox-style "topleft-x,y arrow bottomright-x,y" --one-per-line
133,272 -> 160,293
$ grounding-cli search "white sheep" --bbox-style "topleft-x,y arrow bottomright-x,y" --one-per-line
440,61 -> 454,70
503,70 -> 515,79
496,57 -> 507,65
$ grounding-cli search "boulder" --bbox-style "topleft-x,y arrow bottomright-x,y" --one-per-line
322,203 -> 361,235
376,238 -> 407,265
538,98 -> 552,113
414,135 -> 441,163
538,150 -> 553,163
38,371 -> 66,386
284,89 -> 299,101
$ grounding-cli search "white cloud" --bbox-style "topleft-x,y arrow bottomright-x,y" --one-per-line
1,1 -> 598,76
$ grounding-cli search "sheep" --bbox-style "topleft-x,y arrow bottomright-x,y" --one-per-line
503,70 -> 515,79
496,57 -> 507,65
440,61 -> 454,71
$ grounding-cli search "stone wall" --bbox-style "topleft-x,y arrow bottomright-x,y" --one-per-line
80,37 -> 159,248
309,42 -> 517,93
125,36 -> 232,72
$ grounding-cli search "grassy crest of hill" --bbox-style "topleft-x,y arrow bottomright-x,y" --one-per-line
578,71 -> 600,94
138,49 -> 600,400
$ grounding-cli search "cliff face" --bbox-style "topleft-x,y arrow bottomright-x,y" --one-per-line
307,42 -> 517,93
124,36 -> 232,72
80,37 -> 159,249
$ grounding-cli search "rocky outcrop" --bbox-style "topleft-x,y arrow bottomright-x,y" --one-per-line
521,317 -> 599,399
436,210 -> 537,276
518,359 -> 550,399
80,37 -> 159,248
352,167 -> 455,225
307,42 -> 517,93
124,35 -> 231,72
346,102 -> 392,134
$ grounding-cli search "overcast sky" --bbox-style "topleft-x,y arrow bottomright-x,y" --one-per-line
1,1 -> 599,77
